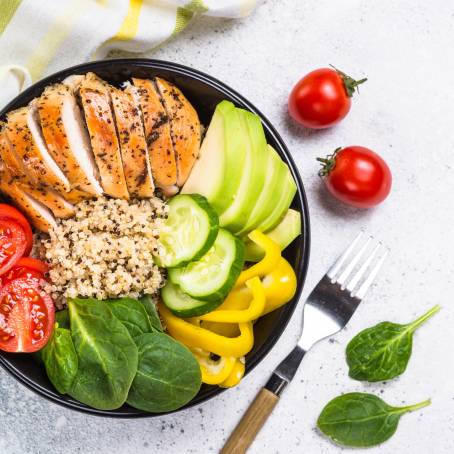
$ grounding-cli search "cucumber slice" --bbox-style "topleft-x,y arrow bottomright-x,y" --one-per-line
158,194 -> 219,268
169,229 -> 245,302
244,209 -> 302,262
161,281 -> 222,318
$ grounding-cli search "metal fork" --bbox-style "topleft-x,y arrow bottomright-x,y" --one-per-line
221,232 -> 388,454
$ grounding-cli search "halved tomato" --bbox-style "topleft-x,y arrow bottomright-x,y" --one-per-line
0,257 -> 49,287
0,278 -> 55,352
0,219 -> 27,275
0,204 -> 33,256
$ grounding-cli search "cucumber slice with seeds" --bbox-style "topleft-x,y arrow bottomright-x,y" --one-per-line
157,194 -> 219,268
169,229 -> 245,302
161,281 -> 222,318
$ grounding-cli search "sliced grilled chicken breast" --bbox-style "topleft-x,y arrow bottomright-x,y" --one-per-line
0,122 -> 29,181
37,83 -> 102,197
0,174 -> 57,232
6,105 -> 71,194
78,73 -> 129,199
111,85 -> 154,198
132,78 -> 178,195
155,77 -> 201,187
18,183 -> 74,218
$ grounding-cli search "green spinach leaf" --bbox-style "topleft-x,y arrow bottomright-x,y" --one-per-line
105,297 -> 153,339
317,392 -> 430,447
139,295 -> 163,332
346,305 -> 440,382
41,324 -> 78,394
55,309 -> 70,328
127,332 -> 201,413
68,298 -> 138,410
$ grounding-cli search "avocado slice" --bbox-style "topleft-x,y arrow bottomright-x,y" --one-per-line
220,109 -> 268,233
181,102 -> 226,211
258,166 -> 297,233
245,209 -> 302,262
237,145 -> 286,235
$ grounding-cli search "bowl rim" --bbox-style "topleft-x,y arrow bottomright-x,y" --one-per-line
0,58 -> 311,418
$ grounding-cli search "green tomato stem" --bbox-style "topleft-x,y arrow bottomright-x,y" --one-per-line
408,304 -> 441,332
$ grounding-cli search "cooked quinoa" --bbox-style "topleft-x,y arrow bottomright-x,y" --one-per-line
37,196 -> 168,306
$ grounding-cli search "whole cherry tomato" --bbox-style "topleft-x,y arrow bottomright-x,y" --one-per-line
288,67 -> 367,129
317,146 -> 392,208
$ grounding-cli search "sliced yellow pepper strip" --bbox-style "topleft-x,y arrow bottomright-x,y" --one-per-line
220,357 -> 246,388
159,303 -> 254,357
197,277 -> 265,323
261,256 -> 297,315
200,320 -> 240,338
191,348 -> 237,385
235,230 -> 281,287
216,257 -> 297,316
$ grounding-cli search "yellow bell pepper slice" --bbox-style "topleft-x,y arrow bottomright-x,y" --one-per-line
159,303 -> 254,357
191,348 -> 237,385
215,257 -> 297,316
197,277 -> 265,323
200,320 -> 240,338
261,256 -> 297,315
235,230 -> 281,287
220,357 -> 246,388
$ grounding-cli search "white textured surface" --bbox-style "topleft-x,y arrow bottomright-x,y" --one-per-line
1,1 -> 454,453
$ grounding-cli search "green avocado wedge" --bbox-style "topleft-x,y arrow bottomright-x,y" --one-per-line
211,101 -> 246,213
257,165 -> 297,233
181,103 -> 226,212
237,145 -> 286,235
219,109 -> 268,233
244,209 -> 302,262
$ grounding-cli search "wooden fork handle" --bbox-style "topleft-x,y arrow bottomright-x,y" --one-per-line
221,387 -> 279,454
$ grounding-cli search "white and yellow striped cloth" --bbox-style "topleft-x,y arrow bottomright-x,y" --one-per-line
0,0 -> 258,108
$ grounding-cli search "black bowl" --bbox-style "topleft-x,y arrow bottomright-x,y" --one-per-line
0,59 -> 310,417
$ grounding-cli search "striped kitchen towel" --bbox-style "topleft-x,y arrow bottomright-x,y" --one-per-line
0,0 -> 259,108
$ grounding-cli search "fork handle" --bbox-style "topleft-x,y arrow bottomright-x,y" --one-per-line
220,374 -> 288,454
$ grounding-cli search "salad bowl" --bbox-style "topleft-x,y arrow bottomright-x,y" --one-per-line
0,59 -> 310,417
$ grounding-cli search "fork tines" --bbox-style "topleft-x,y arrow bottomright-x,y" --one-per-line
327,232 -> 388,300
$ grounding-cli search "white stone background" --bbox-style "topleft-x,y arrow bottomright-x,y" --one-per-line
1,0 -> 454,453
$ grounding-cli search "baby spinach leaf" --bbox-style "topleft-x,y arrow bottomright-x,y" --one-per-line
346,305 -> 440,382
67,298 -> 138,410
139,295 -> 163,332
105,297 -> 153,340
127,332 -> 201,413
41,324 -> 78,394
55,309 -> 70,329
317,392 -> 431,447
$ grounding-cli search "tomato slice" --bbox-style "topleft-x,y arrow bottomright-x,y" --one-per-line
0,204 -> 33,256
0,257 -> 49,287
0,219 -> 26,276
0,278 -> 55,352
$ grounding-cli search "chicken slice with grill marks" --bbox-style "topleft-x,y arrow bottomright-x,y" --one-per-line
0,171 -> 57,233
155,77 -> 201,187
110,84 -> 155,198
5,105 -> 71,194
132,78 -> 178,196
37,83 -> 103,198
0,121 -> 29,182
77,73 -> 129,200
